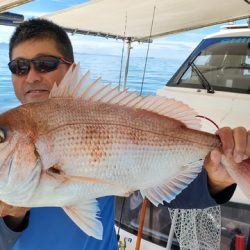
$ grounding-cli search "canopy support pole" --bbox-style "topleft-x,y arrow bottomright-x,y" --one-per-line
123,38 -> 132,90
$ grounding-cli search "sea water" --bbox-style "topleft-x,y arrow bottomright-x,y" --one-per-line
0,47 -> 183,113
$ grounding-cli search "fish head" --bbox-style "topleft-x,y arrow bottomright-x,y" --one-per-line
0,108 -> 41,205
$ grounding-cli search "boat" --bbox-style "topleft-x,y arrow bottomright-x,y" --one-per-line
115,24 -> 250,250
1,0 -> 250,249
157,24 -> 250,250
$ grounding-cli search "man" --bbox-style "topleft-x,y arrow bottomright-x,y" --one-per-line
1,18 -> 117,250
0,18 -> 249,250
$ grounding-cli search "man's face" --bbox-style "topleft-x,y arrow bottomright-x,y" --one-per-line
11,38 -> 71,104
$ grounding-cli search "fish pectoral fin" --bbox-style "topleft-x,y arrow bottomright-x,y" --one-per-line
47,167 -> 114,185
63,200 -> 103,240
140,160 -> 203,206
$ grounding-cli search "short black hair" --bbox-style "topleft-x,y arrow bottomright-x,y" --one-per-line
9,18 -> 74,62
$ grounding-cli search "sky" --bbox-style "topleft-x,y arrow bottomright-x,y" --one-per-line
0,0 -> 248,61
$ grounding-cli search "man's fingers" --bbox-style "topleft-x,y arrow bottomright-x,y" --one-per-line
246,130 -> 250,156
233,127 -> 247,163
217,127 -> 249,163
0,202 -> 5,216
210,149 -> 222,165
217,127 -> 234,156
204,149 -> 222,174
0,201 -> 29,217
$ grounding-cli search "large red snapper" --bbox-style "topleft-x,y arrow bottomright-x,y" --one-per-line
0,64 -> 227,239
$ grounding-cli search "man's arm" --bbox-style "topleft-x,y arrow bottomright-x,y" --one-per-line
0,218 -> 24,250
166,168 -> 234,209
0,202 -> 30,249
0,202 -> 30,231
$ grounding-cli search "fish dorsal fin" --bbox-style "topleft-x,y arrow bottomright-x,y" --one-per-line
50,63 -> 201,130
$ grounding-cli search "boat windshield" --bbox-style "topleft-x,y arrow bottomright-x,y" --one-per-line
175,37 -> 250,94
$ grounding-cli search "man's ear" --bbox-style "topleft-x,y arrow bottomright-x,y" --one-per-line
71,63 -> 77,71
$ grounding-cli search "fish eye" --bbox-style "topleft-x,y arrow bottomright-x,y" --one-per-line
0,128 -> 6,143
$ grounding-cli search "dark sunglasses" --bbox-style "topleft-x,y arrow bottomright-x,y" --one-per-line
8,56 -> 72,76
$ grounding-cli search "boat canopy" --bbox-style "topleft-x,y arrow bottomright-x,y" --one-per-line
0,0 -> 32,13
44,0 -> 250,42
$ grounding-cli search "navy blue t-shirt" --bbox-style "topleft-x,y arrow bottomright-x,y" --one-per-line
11,196 -> 117,250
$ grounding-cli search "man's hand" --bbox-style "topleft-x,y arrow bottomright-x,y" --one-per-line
204,127 -> 250,195
0,201 -> 30,231
0,201 -> 29,218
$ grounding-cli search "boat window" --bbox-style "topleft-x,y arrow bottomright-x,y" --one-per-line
177,37 -> 250,94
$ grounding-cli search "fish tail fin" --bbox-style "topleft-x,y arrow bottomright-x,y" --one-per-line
221,155 -> 250,199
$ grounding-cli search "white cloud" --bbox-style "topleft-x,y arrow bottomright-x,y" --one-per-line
20,10 -> 50,18
51,0 -> 78,3
71,37 -> 121,49
68,33 -> 199,60
69,34 -> 124,55
0,26 -> 15,43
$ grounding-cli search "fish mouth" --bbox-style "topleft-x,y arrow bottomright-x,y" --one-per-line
0,153 -> 15,193
7,155 -> 14,178
2,148 -> 15,177
0,157 -> 42,204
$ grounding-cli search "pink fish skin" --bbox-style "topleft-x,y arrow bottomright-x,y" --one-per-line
0,65 -> 222,239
